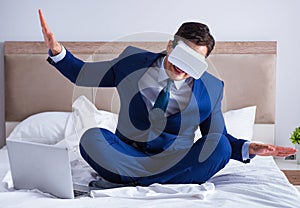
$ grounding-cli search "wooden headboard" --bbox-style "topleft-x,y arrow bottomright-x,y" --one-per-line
3,41 -> 276,144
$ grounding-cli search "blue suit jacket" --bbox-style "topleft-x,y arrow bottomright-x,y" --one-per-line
50,46 -> 249,163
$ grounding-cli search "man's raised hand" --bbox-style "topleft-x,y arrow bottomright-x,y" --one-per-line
38,9 -> 62,55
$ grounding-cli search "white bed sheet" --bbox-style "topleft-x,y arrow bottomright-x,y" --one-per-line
1,145 -> 300,208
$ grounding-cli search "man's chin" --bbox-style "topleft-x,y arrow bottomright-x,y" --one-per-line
165,66 -> 189,80
169,73 -> 189,81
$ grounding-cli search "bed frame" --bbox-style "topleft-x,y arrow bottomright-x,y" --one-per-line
3,41 -> 277,146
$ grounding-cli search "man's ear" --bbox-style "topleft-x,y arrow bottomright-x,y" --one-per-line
166,40 -> 173,54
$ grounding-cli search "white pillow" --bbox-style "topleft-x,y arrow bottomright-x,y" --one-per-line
194,106 -> 256,142
223,106 -> 256,140
64,96 -> 118,139
7,96 -> 118,147
7,112 -> 71,144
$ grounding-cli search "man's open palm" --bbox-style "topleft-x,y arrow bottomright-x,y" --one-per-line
38,9 -> 61,55
249,143 -> 297,157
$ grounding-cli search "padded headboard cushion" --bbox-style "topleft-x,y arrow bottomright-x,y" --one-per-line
4,41 -> 276,123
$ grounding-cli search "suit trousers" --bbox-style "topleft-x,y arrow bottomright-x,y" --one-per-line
79,127 -> 232,186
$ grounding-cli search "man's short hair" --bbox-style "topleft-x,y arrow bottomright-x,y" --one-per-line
174,22 -> 215,57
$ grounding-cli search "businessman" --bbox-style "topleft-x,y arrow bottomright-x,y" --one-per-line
39,9 -> 296,186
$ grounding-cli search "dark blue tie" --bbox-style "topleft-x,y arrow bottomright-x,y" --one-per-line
148,79 -> 172,137
152,79 -> 172,112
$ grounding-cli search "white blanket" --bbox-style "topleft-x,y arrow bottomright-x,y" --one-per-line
90,183 -> 214,199
2,154 -> 214,200
2,169 -> 214,200
1,150 -> 300,208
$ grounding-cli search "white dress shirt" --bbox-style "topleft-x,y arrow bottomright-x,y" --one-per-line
138,56 -> 193,116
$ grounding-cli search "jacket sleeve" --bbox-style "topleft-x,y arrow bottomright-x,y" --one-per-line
199,82 -> 250,163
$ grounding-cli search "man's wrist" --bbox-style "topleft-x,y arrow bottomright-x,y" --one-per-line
50,43 -> 62,56
242,141 -> 251,160
242,141 -> 256,160
249,143 -> 258,155
48,45 -> 66,63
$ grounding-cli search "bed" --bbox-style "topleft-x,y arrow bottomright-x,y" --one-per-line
1,41 -> 300,207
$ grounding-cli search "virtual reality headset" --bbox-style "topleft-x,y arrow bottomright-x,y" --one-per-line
168,40 -> 208,79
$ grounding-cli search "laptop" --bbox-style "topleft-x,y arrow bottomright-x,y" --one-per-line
6,139 -> 90,199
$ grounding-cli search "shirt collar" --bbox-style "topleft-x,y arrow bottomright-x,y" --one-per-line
157,57 -> 186,90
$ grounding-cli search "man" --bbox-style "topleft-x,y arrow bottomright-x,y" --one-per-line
39,9 -> 296,186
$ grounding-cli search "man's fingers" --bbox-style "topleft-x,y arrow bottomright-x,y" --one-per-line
38,9 -> 46,27
38,9 -> 50,33
275,145 -> 295,150
274,146 -> 297,157
275,146 -> 297,153
42,27 -> 51,41
276,153 -> 292,157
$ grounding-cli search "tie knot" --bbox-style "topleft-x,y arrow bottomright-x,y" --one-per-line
151,79 -> 172,113
164,79 -> 172,92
